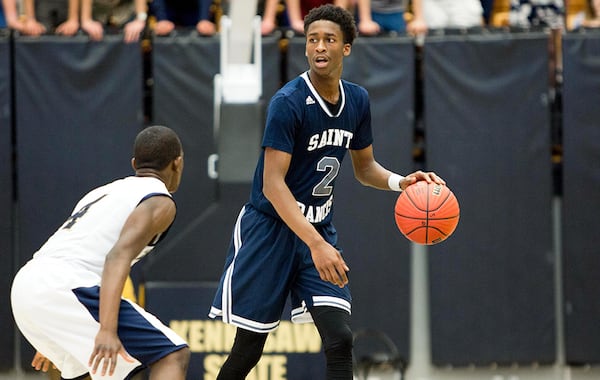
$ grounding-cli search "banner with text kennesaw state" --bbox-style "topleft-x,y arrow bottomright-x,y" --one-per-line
144,282 -> 326,379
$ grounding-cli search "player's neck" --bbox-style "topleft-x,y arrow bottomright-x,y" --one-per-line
135,170 -> 164,183
308,70 -> 340,104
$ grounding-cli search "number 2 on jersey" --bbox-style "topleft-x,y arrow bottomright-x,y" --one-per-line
312,157 -> 340,197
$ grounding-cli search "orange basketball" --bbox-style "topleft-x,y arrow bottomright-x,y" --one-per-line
394,181 -> 460,245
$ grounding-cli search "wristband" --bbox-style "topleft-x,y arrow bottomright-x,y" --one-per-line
388,173 -> 404,192
136,12 -> 148,21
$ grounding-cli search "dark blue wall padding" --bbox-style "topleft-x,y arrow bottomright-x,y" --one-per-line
0,30 -> 15,372
561,31 -> 600,365
424,33 -> 555,366
143,34 -> 281,282
287,36 -> 416,361
15,35 -> 143,264
14,35 -> 143,370
147,34 -> 220,271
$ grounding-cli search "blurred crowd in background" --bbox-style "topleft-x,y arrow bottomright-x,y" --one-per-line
0,0 -> 599,42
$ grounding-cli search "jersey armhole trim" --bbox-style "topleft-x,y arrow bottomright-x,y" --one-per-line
138,192 -> 174,207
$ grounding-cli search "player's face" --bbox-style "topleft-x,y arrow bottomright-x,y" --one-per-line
305,20 -> 351,78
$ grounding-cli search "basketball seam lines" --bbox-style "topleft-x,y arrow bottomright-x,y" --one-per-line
394,214 -> 458,220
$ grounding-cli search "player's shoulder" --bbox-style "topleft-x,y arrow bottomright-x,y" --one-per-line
126,176 -> 171,198
341,79 -> 369,98
269,76 -> 307,111
276,75 -> 307,99
341,79 -> 370,111
84,176 -> 170,203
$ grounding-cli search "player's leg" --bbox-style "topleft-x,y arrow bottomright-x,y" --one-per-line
210,205 -> 298,377
216,328 -> 269,380
71,289 -> 190,379
310,306 -> 354,380
148,346 -> 190,380
292,223 -> 354,379
210,205 -> 293,327
11,260 -> 92,379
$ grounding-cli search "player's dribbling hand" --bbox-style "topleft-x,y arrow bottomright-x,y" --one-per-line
401,170 -> 445,190
89,330 -> 135,376
310,240 -> 350,288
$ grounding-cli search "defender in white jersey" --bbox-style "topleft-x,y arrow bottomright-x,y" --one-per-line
11,126 -> 189,380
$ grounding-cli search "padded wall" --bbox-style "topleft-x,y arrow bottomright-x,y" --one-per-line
561,31 -> 600,365
0,30 -> 14,371
15,35 -> 143,262
288,36 -> 416,360
143,34 -> 281,282
424,33 -> 555,366
14,35 -> 143,369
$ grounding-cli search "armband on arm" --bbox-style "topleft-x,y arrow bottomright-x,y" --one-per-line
388,173 -> 404,192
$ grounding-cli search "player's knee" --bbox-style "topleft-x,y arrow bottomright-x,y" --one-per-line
311,306 -> 353,355
217,329 -> 268,379
322,322 -> 353,355
231,329 -> 268,366
165,346 -> 191,371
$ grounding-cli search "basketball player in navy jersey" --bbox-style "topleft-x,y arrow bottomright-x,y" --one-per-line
209,4 -> 445,379
11,126 -> 190,379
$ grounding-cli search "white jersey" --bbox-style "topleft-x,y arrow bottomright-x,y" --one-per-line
32,176 -> 173,282
12,175 -> 186,379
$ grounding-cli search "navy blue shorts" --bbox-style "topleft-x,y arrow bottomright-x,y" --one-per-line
209,204 -> 352,333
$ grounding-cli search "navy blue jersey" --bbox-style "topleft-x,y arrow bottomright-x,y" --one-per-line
250,72 -> 374,225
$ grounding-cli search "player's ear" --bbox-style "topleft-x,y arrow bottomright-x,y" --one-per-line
343,43 -> 351,56
131,157 -> 136,171
172,155 -> 184,173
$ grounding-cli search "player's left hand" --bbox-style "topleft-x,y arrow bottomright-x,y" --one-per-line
32,351 -> 56,372
89,329 -> 135,376
401,170 -> 445,190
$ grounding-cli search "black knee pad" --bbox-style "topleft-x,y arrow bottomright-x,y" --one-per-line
311,306 -> 353,354
217,328 -> 268,380
230,327 -> 268,364
311,306 -> 354,379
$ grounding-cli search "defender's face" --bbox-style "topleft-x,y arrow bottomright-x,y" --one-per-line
305,20 -> 351,77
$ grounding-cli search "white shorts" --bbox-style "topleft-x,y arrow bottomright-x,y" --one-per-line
11,258 -> 187,380
423,0 -> 483,29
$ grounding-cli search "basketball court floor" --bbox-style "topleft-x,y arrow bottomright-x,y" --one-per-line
1,365 -> 600,380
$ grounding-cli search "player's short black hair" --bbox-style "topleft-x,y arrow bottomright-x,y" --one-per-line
133,125 -> 182,171
304,4 -> 357,45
